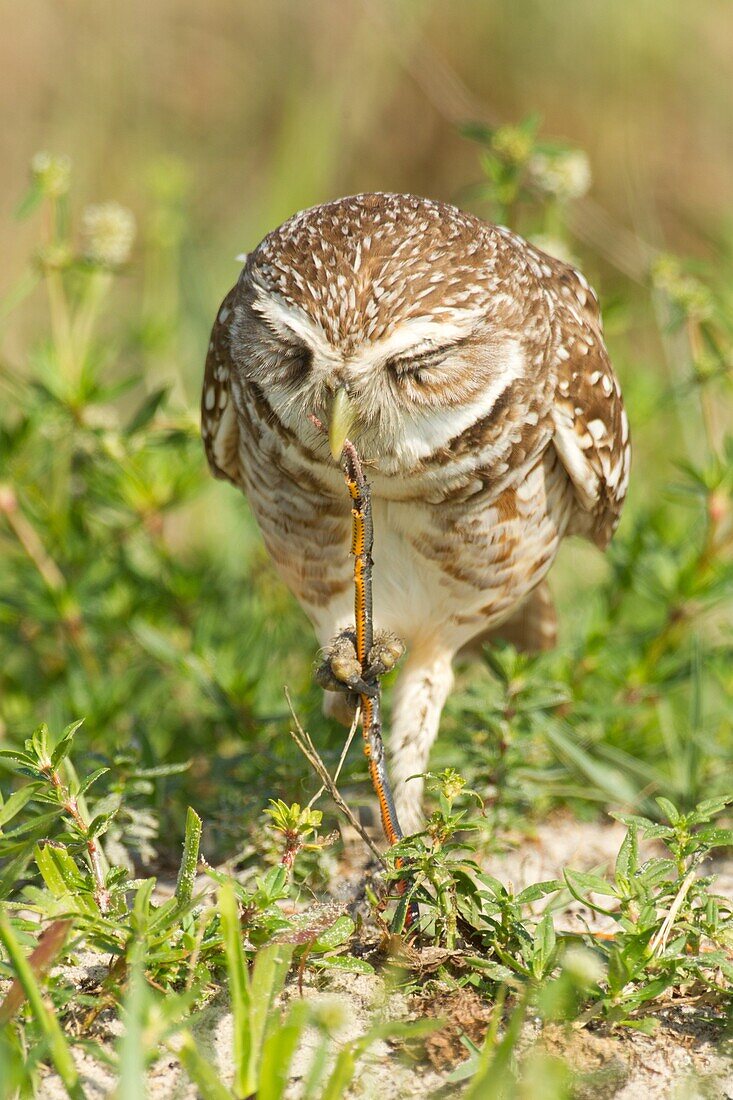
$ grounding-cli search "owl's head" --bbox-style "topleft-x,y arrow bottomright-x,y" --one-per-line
226,193 -> 546,472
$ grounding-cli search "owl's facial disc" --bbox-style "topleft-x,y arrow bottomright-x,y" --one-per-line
242,279 -> 524,469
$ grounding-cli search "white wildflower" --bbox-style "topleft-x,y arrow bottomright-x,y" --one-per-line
30,152 -> 71,197
529,149 -> 592,200
81,202 -> 136,267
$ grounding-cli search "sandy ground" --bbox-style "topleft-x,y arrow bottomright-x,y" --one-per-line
34,815 -> 733,1099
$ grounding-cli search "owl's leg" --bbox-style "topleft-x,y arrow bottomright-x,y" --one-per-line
388,647 -> 455,835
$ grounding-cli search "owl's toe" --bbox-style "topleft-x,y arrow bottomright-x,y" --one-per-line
315,629 -> 374,696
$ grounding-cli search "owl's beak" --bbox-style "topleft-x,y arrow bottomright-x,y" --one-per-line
328,386 -> 358,461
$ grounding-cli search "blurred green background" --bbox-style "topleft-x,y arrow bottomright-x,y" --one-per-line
4,0 -> 732,363
3,0 -> 731,555
1,0 -> 732,856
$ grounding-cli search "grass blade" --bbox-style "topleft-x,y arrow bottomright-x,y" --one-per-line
0,910 -> 85,1100
177,1032 -> 233,1100
257,996 -> 310,1100
175,807 -> 202,907
248,943 -> 294,1063
219,881 -> 253,1097
0,918 -> 73,1025
117,942 -> 148,1100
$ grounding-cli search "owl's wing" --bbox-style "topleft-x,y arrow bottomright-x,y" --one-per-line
200,286 -> 242,486
545,261 -> 631,549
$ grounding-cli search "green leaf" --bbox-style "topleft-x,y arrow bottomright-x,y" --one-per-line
515,880 -> 563,905
544,721 -> 640,806
75,768 -> 110,797
563,869 -> 618,898
0,749 -> 38,769
30,725 -> 50,767
133,877 -> 156,921
623,1017 -> 659,1035
36,843 -> 76,890
615,825 -> 638,881
146,896 -> 180,934
220,882 -> 251,1096
117,943 -> 148,1100
85,815 -> 111,840
308,955 -> 374,975
655,797 -> 680,825
481,647 -> 512,684
175,807 -> 202,907
1,808 -> 65,840
0,783 -> 43,827
688,795 -> 733,824
177,1032 -> 233,1100
611,813 -> 672,840
310,915 -> 354,953
532,912 -> 556,978
0,847 -> 37,901
257,997 -> 310,1100
248,943 -> 294,1079
563,869 -> 619,918
126,386 -> 170,435
461,957 -> 514,982
50,720 -> 84,769
463,992 -> 525,1100
695,828 -> 733,850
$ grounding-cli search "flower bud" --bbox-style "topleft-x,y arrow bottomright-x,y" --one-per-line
492,124 -> 535,165
30,152 -> 71,197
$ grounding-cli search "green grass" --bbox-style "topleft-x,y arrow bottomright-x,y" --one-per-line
0,121 -> 732,1097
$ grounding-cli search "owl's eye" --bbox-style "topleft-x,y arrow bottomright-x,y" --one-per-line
387,345 -> 450,382
280,342 -> 313,383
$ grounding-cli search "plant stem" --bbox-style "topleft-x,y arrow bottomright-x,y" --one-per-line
43,767 -> 111,914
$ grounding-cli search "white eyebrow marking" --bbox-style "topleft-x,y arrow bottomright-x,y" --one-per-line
251,277 -> 481,371
251,283 -> 340,363
367,313 -> 482,362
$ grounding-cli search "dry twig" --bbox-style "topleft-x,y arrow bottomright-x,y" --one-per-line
285,687 -> 385,866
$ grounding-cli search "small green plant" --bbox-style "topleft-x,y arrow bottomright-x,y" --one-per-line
383,769 -> 486,948
462,113 -> 590,257
380,770 -> 731,1033
564,795 -> 733,1027
263,799 -> 332,872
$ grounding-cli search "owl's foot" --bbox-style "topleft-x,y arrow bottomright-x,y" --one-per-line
315,629 -> 370,696
366,630 -> 405,680
315,628 -> 405,698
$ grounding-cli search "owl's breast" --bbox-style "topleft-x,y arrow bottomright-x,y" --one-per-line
368,445 -> 575,650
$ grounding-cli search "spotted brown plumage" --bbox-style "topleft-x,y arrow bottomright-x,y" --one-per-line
201,193 -> 630,831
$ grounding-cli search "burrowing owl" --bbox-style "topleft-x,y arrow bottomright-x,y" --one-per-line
201,193 -> 630,832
